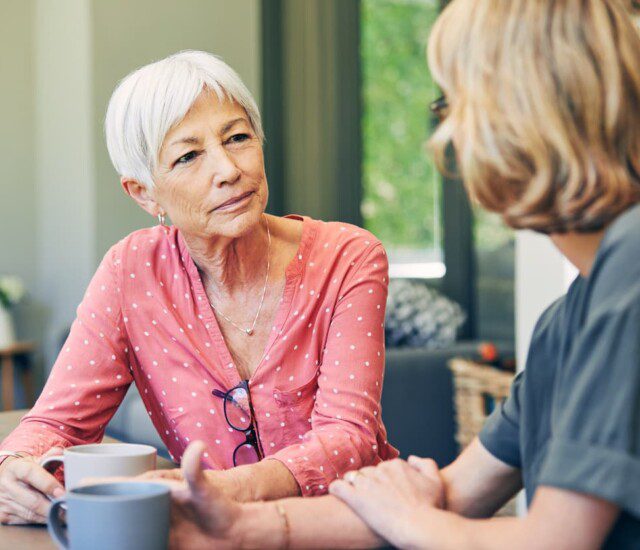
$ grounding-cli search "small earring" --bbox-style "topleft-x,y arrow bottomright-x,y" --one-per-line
157,211 -> 169,234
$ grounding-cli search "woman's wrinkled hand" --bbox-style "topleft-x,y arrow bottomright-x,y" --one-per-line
80,467 -> 185,488
166,441 -> 243,550
329,456 -> 445,549
0,447 -> 66,525
140,466 -> 241,502
138,468 -> 184,482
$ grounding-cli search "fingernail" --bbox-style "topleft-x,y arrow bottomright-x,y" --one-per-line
53,488 -> 65,498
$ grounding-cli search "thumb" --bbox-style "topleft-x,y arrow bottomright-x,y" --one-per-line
181,441 -> 208,498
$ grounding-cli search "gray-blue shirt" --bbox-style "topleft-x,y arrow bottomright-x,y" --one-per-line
480,204 -> 640,548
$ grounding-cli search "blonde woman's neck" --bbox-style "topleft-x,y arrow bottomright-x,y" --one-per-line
550,230 -> 606,278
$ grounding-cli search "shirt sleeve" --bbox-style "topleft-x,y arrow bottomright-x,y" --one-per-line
538,303 -> 640,518
478,297 -> 564,469
268,243 -> 391,495
478,370 -> 524,469
0,246 -> 133,462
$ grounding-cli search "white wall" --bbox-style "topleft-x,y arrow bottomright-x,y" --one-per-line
0,1 -> 38,347
35,0 -> 96,361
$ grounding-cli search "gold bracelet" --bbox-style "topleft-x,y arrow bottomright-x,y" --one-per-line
0,451 -> 25,466
0,451 -> 23,459
275,502 -> 290,550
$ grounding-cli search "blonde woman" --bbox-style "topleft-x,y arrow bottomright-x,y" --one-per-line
157,0 -> 640,548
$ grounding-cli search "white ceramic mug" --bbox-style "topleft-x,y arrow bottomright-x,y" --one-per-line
40,443 -> 157,489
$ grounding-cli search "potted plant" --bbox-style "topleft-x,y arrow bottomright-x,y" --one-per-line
0,276 -> 26,348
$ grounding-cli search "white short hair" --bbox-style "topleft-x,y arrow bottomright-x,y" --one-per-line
105,50 -> 263,188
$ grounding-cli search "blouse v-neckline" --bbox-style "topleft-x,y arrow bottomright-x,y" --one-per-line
177,215 -> 317,389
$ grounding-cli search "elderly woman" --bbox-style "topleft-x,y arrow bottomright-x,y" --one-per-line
0,50 -> 397,525
160,1 -> 640,548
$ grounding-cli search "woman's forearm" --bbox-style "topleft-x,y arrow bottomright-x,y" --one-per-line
440,439 -> 522,518
404,509 -> 603,550
395,487 -> 617,550
227,490 -> 518,550
233,495 -> 386,550
216,457 -> 301,502
405,508 -> 520,550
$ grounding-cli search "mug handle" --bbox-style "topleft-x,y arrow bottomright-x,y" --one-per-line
40,455 -> 65,471
40,455 -> 65,501
47,498 -> 69,549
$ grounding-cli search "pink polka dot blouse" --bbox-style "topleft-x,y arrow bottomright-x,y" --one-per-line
0,215 -> 398,495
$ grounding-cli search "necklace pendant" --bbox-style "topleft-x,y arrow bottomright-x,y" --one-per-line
246,328 -> 254,336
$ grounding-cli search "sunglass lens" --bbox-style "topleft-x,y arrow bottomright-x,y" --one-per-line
225,387 -> 252,430
233,442 -> 260,466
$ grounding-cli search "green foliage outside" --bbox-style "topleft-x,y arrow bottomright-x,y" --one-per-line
361,0 -> 441,255
361,0 -> 514,256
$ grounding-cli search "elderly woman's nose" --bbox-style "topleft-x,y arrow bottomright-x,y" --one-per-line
210,150 -> 242,187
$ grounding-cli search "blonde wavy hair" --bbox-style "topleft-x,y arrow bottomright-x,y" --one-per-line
428,0 -> 640,233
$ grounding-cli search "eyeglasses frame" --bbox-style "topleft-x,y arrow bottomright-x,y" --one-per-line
212,379 -> 265,466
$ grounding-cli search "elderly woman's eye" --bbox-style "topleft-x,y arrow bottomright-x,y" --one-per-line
175,151 -> 199,165
227,133 -> 250,144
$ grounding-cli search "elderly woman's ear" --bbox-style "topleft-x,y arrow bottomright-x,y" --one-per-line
121,176 -> 163,218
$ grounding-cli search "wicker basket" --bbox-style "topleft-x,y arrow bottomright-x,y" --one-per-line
448,358 -> 518,517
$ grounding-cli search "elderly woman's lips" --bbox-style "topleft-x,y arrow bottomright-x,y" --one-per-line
212,191 -> 254,211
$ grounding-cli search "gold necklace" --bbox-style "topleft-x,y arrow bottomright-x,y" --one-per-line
207,216 -> 271,336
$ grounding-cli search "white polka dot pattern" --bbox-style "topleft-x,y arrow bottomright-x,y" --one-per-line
0,217 -> 398,493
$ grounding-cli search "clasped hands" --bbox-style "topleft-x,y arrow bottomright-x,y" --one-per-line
151,442 -> 446,550
81,443 -> 446,550
330,455 -> 446,549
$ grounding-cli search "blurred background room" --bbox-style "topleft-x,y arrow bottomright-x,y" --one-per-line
0,0 -> 572,474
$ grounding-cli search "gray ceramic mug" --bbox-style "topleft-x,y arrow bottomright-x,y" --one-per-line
47,482 -> 170,550
40,443 -> 157,489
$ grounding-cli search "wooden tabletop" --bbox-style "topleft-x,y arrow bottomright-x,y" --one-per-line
0,409 -> 175,549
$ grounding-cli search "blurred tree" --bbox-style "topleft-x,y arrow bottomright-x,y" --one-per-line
361,0 -> 441,255
361,0 -> 514,258
361,0 -> 515,342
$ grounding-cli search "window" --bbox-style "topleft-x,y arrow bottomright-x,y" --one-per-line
263,0 -> 515,342
474,208 -> 515,341
360,0 -> 515,339
360,0 -> 443,279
